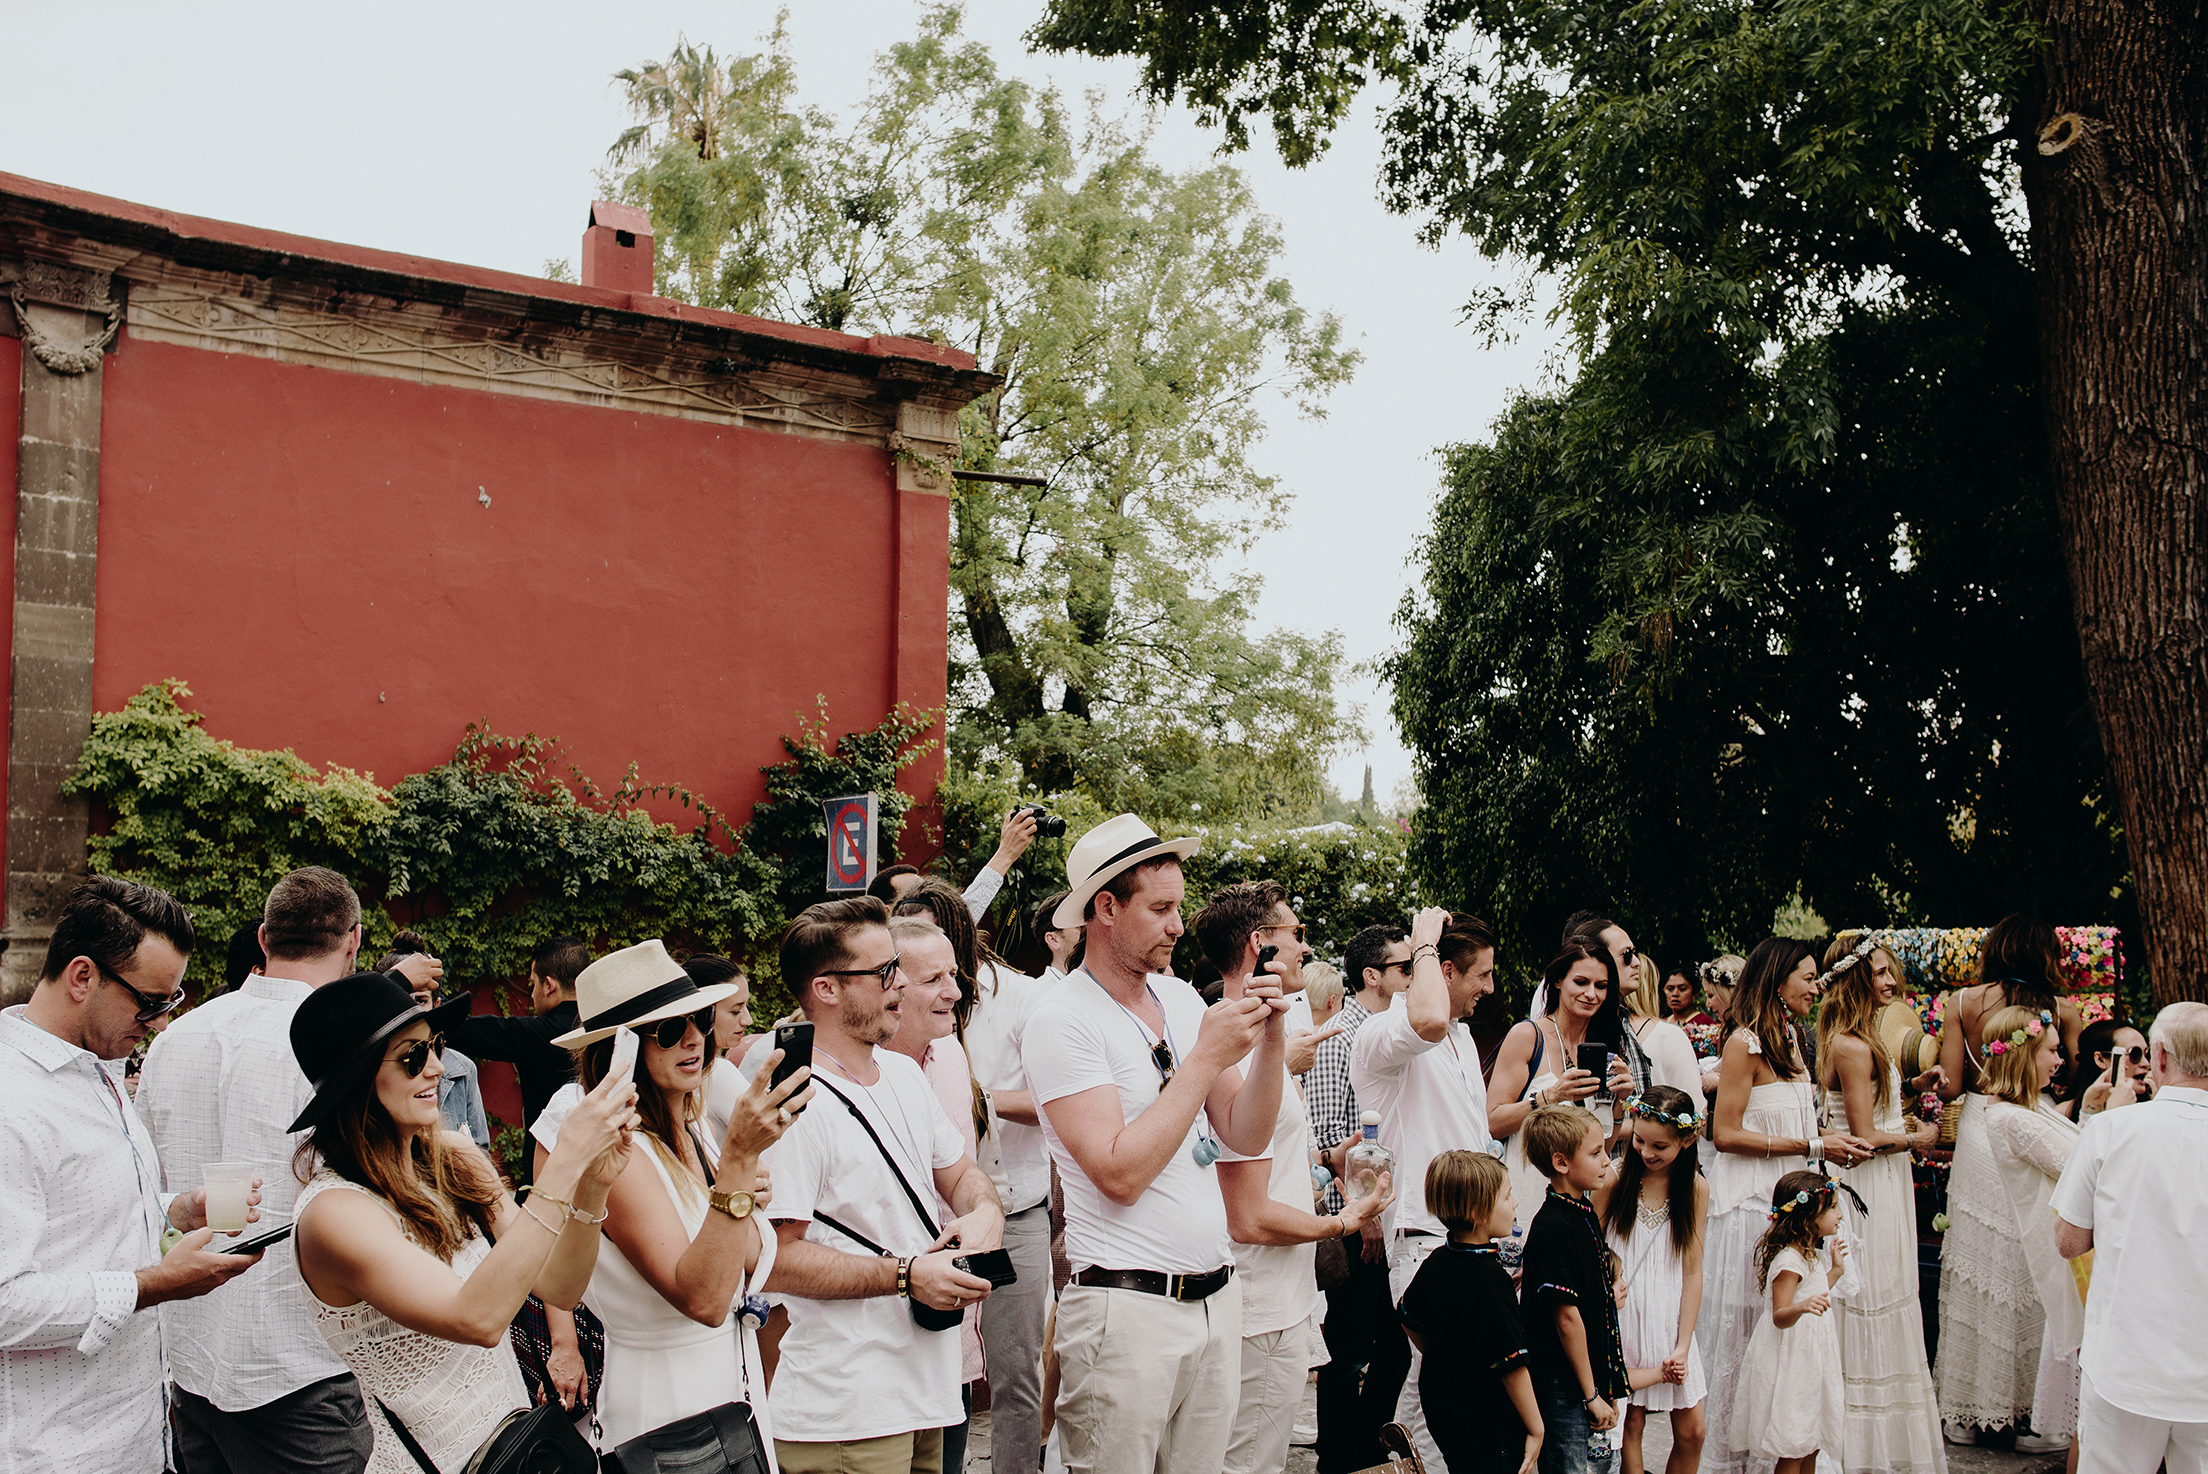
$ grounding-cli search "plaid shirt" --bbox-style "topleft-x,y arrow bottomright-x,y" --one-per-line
1307,996 -> 1373,1212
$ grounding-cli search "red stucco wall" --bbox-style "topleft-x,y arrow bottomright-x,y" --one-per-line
91,333 -> 946,842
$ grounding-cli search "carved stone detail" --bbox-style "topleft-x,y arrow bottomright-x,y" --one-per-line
7,262 -> 122,376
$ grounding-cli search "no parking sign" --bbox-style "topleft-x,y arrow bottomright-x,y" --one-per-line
822,793 -> 878,892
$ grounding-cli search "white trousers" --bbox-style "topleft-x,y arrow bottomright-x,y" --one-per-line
1053,1277 -> 1243,1474
2079,1371 -> 2208,1474
1388,1235 -> 1450,1474
1222,1311 -> 1319,1474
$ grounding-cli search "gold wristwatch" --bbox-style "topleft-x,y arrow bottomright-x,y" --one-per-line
709,1188 -> 756,1221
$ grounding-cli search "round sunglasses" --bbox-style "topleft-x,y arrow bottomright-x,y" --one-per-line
386,1032 -> 447,1078
643,1005 -> 718,1051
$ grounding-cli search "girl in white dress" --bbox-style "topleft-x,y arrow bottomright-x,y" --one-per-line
1731,1172 -> 1849,1474
1815,933 -> 1948,1474
289,971 -> 639,1473
1704,939 -> 1876,1474
1596,1086 -> 1710,1474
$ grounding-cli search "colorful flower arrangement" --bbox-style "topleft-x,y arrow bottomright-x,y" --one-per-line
1626,1095 -> 1703,1134
1842,925 -> 2123,995
1768,1180 -> 1837,1223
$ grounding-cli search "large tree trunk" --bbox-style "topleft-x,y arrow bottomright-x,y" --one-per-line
2023,0 -> 2208,1006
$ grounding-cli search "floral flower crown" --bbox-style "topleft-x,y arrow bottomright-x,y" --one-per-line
1768,1180 -> 1838,1223
1985,1009 -> 2054,1057
1625,1095 -> 1704,1135
1815,932 -> 1879,989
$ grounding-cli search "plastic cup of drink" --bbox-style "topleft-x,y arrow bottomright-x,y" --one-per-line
203,1162 -> 255,1233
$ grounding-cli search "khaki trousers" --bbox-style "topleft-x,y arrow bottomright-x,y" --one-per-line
1053,1277 -> 1243,1474
1221,1311 -> 1319,1474
774,1427 -> 944,1474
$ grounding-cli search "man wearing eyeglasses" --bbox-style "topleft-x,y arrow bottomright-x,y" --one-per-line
760,895 -> 1004,1474
137,868 -> 433,1474
1307,923 -> 1415,1474
1,876 -> 268,1474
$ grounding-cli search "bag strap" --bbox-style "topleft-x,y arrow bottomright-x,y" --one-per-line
812,1209 -> 889,1257
810,1074 -> 942,1240
375,1399 -> 443,1474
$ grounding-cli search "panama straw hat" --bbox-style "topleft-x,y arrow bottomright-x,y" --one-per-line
287,971 -> 474,1133
552,938 -> 742,1048
1052,813 -> 1202,929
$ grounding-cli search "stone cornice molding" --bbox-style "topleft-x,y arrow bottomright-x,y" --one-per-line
0,177 -> 994,486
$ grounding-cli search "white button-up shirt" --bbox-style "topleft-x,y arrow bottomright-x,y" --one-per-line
1349,1003 -> 1493,1239
135,975 -> 350,1411
961,963 -> 1051,1214
0,1006 -> 174,1474
2050,1084 -> 2208,1422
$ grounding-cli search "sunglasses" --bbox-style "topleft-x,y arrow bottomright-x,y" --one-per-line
1148,1038 -> 1176,1084
1257,922 -> 1307,944
2105,1046 -> 2148,1066
648,1005 -> 718,1051
386,1033 -> 447,1078
99,964 -> 187,1024
821,954 -> 903,991
1619,946 -> 1639,969
1377,957 -> 1416,977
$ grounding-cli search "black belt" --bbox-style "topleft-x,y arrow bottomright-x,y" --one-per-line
1072,1266 -> 1234,1301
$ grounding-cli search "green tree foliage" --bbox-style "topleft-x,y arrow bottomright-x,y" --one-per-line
609,7 -> 1362,828
1035,0 -> 2139,970
66,681 -> 927,1020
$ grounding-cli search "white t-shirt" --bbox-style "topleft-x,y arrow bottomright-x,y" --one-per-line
1022,971 -> 1235,1275
961,963 -> 1051,1214
761,1049 -> 967,1441
1217,1056 -> 1322,1336
1349,1003 -> 1492,1239
2050,1085 -> 2208,1421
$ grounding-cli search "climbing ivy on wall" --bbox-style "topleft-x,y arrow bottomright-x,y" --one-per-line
66,680 -> 935,1023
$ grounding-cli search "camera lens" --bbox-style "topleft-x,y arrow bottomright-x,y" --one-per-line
1037,813 -> 1067,838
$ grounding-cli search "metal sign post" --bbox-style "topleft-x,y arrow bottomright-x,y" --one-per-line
822,793 -> 879,892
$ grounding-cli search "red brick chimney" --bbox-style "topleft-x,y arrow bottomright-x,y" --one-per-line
581,201 -> 654,294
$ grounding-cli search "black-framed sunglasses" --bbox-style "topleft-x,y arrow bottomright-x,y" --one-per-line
1376,957 -> 1417,977
821,954 -> 903,991
2105,1045 -> 2148,1066
386,1032 -> 447,1079
97,963 -> 187,1024
651,1005 -> 718,1051
1618,946 -> 1639,969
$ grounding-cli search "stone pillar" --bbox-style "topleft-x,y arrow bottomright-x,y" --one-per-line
0,263 -> 118,1004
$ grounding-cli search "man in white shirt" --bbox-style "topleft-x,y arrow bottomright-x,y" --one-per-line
0,877 -> 266,1474
1022,814 -> 1288,1474
2054,1000 -> 2208,1474
762,896 -> 1004,1474
1308,924 -> 1415,1474
139,867 -> 436,1474
1193,882 -> 1393,1474
1349,907 -> 1499,1474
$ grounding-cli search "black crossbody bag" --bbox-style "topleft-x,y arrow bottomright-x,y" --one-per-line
809,1073 -> 967,1331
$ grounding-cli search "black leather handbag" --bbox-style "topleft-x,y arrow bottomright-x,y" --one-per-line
379,1395 -> 598,1474
601,1399 -> 771,1474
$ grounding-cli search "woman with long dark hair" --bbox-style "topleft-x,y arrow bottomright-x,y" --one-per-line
1815,932 -> 1947,1474
1700,938 -> 1875,1474
1935,915 -> 2084,1101
1488,939 -> 1645,1261
2059,1017 -> 2153,1120
289,972 -> 638,1473
1596,1085 -> 1710,1474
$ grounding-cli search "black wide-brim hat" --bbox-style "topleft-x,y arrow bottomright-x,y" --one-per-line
287,971 -> 473,1133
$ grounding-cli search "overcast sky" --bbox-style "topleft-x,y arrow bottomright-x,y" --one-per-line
3,0 -> 1562,807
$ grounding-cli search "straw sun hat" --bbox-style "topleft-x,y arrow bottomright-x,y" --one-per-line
1051,814 -> 1202,929
551,939 -> 742,1048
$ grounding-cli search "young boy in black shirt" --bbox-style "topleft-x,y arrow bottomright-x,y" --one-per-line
1397,1150 -> 1543,1474
1519,1104 -> 1630,1474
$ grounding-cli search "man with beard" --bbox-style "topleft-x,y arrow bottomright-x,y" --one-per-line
761,896 -> 1004,1474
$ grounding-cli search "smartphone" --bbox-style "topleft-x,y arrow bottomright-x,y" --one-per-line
953,1248 -> 1019,1288
608,1024 -> 641,1088
1253,943 -> 1279,988
219,1222 -> 292,1256
1577,1042 -> 1613,1107
770,1021 -> 815,1116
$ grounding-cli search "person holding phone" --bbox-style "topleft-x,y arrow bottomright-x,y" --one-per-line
539,941 -> 808,1461
2062,1019 -> 2153,1121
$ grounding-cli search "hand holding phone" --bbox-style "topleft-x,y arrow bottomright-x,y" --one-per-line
220,1222 -> 293,1256
769,1022 -> 815,1116
1577,1043 -> 1614,1107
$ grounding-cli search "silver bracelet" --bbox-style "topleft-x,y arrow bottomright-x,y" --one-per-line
519,1199 -> 570,1237
1806,1135 -> 1825,1164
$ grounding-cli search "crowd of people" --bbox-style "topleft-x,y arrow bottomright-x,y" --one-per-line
3,811 -> 2204,1474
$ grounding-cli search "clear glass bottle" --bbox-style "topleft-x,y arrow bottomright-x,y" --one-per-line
1344,1110 -> 1393,1198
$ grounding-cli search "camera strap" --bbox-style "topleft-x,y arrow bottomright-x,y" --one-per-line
811,1074 -> 943,1242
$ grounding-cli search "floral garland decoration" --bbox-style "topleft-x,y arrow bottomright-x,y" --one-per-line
1815,931 -> 1879,990
1768,1179 -> 1838,1223
1984,1009 -> 2054,1057
1625,1095 -> 1704,1136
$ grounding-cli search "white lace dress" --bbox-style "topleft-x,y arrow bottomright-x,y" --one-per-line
1606,1195 -> 1708,1411
1702,1049 -> 1815,1474
1936,1094 -> 2074,1434
1990,1101 -> 2081,1438
295,1172 -> 532,1473
1823,1068 -> 1948,1474
1729,1246 -> 1847,1461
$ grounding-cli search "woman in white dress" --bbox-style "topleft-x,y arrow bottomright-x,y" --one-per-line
1943,1006 -> 2088,1468
1703,938 -> 1876,1474
550,941 -> 809,1463
289,970 -> 639,1473
1815,932 -> 1948,1474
